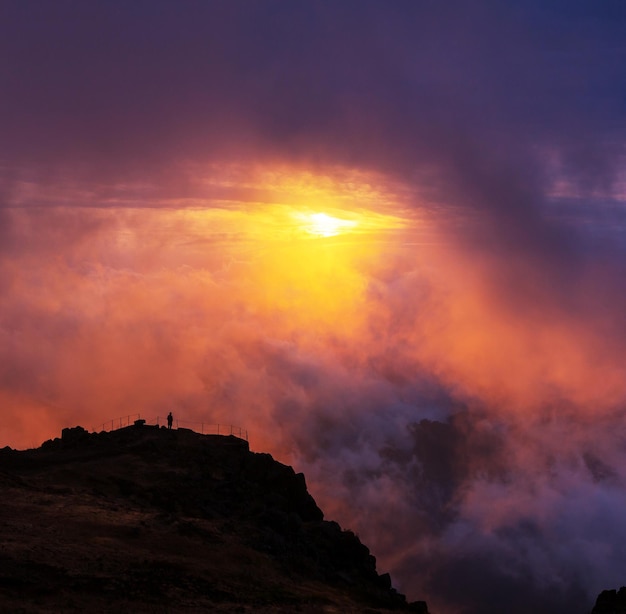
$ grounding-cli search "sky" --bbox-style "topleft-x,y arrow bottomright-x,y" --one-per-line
2,2 -> 626,612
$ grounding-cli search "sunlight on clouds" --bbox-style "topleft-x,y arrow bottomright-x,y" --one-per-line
0,163 -> 422,449
173,163 -> 413,247
296,212 -> 358,237
4,161 -> 626,453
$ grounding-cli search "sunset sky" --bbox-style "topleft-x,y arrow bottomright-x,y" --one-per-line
2,2 -> 626,613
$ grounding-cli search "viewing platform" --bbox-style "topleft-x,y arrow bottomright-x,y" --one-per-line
92,413 -> 248,441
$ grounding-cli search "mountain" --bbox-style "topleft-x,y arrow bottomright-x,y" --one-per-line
0,424 -> 428,613
591,587 -> 626,613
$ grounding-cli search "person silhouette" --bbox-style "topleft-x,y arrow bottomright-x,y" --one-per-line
167,412 -> 173,430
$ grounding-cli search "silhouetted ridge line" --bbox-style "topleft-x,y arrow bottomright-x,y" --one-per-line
0,424 -> 429,613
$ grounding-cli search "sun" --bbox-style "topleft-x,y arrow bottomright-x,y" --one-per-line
300,212 -> 358,237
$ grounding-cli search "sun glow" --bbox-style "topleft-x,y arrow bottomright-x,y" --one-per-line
299,212 -> 359,237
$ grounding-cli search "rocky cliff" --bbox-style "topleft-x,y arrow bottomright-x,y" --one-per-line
0,424 -> 428,613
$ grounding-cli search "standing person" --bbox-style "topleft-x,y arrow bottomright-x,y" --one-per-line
167,412 -> 173,430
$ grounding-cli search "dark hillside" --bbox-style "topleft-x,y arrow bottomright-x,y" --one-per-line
0,424 -> 428,613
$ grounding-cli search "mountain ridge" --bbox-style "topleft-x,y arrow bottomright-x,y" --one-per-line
0,423 -> 428,613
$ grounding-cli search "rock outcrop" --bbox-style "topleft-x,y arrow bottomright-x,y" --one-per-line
591,587 -> 626,613
0,424 -> 428,613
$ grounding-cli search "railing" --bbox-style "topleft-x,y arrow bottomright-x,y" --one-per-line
156,417 -> 248,441
94,414 -> 141,433
93,414 -> 248,442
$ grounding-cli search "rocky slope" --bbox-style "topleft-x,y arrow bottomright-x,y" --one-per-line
0,424 -> 428,613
